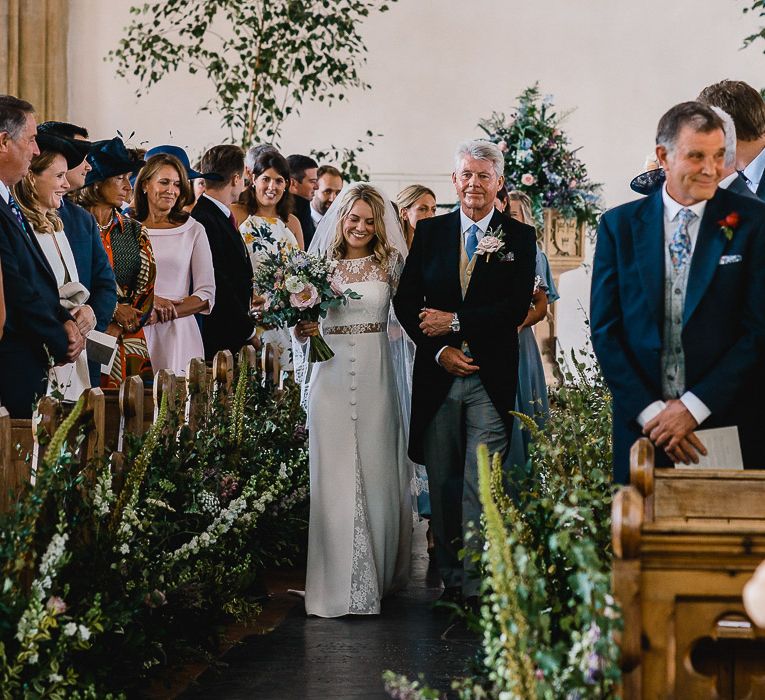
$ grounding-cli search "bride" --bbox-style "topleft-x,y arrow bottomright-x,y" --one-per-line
294,183 -> 413,618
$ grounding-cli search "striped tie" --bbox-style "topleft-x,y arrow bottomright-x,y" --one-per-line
7,192 -> 28,234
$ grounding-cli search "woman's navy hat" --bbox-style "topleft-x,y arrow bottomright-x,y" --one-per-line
35,131 -> 92,170
85,137 -> 145,186
630,167 -> 665,195
144,144 -> 223,181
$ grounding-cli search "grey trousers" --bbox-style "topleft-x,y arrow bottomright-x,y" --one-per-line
423,374 -> 509,596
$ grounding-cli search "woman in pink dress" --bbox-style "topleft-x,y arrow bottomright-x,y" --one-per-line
134,154 -> 215,376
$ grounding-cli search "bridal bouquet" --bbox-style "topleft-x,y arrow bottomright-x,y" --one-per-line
252,242 -> 361,362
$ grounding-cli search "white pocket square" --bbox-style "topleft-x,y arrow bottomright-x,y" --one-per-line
719,254 -> 742,265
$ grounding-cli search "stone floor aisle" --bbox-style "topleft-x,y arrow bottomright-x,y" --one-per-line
180,521 -> 479,699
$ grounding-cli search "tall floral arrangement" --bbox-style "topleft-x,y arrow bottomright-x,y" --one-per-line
479,83 -> 603,229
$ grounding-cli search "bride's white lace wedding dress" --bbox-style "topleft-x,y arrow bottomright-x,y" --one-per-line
303,253 -> 412,617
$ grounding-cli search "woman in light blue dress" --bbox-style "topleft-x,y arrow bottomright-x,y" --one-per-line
496,188 -> 559,470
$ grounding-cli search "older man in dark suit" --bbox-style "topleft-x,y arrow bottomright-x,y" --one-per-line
0,96 -> 84,417
592,102 -> 765,484
394,140 -> 536,600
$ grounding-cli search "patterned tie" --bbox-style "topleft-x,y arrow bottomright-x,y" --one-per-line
466,223 -> 479,261
669,208 -> 695,271
7,192 -> 28,234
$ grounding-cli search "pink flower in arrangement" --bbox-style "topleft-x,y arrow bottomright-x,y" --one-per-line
497,140 -> 508,153
521,173 -> 536,186
569,178 -> 578,188
46,596 -> 67,615
290,283 -> 320,309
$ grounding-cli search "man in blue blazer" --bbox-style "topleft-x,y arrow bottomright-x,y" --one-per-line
592,102 -> 765,483
0,97 -> 85,417
38,122 -> 118,387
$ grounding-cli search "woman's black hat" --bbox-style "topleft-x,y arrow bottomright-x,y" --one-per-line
35,130 -> 93,170
85,137 -> 145,186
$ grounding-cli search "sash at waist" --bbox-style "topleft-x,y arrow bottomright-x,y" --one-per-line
324,322 -> 385,335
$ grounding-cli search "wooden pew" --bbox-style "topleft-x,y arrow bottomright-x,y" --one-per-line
612,438 -> 765,699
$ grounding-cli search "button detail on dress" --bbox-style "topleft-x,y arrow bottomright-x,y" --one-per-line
350,398 -> 357,405
350,370 -> 356,376
351,414 -> 358,420
350,357 -> 356,363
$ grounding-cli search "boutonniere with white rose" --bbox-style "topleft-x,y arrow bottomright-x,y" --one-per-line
717,211 -> 740,241
475,225 -> 508,261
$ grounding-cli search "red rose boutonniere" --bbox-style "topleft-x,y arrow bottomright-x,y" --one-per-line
718,212 -> 740,241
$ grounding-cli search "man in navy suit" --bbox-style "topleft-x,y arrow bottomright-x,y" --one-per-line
591,102 -> 765,483
0,96 -> 85,417
698,80 -> 765,202
192,145 -> 257,359
38,121 -> 117,387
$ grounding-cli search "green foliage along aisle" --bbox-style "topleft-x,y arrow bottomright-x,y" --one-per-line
0,362 -> 309,698
385,357 -> 621,700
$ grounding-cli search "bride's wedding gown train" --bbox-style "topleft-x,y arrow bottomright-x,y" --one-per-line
303,254 -> 412,617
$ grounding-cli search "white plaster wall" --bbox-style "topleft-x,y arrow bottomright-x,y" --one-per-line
67,0 -> 764,354
68,0 -> 764,209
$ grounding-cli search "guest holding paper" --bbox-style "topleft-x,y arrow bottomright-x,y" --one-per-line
134,153 -> 215,376
591,102 -> 765,483
13,133 -> 94,401
73,138 -> 155,387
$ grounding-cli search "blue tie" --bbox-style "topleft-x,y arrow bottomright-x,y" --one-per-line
669,208 -> 695,271
7,192 -> 29,234
466,224 -> 479,261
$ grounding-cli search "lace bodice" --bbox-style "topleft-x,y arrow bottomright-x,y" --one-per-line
324,253 -> 403,328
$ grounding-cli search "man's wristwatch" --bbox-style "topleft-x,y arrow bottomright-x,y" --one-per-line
449,313 -> 460,333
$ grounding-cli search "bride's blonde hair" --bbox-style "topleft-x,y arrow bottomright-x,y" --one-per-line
328,183 -> 393,266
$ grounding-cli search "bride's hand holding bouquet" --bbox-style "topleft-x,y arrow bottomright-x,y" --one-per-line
253,242 -> 360,362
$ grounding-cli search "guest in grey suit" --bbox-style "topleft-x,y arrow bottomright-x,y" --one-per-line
698,80 -> 765,201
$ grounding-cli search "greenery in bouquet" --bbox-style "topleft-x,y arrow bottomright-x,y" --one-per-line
478,83 -> 603,230
0,360 -> 309,697
252,240 -> 361,362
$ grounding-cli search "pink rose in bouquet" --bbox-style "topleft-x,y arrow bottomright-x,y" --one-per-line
521,173 -> 536,186
329,272 -> 346,297
290,283 -> 320,310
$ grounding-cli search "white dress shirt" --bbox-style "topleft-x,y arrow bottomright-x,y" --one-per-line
202,192 -> 232,219
0,180 -> 10,204
310,204 -> 323,226
636,186 -> 711,429
743,145 -> 765,193
435,208 -> 496,364
718,171 -> 739,190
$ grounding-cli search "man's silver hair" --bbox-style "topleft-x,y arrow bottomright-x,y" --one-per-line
244,143 -> 278,171
454,139 -> 505,179
709,105 -> 737,169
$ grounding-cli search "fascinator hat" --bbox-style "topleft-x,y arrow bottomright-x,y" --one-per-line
630,167 -> 665,196
85,137 -> 145,186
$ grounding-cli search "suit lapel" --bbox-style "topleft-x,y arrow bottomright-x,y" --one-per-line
0,197 -> 57,282
683,193 -> 728,326
634,193 -> 665,326
757,176 -> 765,201
435,210 -> 462,305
